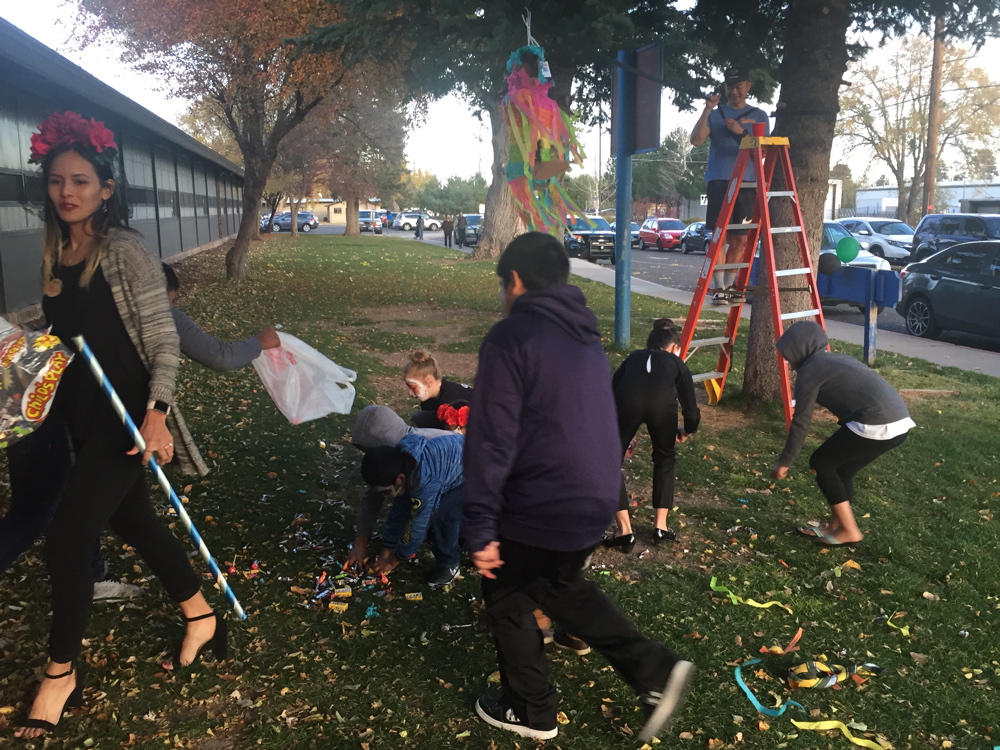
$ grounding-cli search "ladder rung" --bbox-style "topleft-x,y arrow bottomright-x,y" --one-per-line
775,267 -> 811,277
691,371 -> 725,383
689,337 -> 731,348
780,309 -> 820,321
770,226 -> 803,234
726,223 -> 758,231
715,263 -> 750,270
740,182 -> 758,189
766,191 -> 796,198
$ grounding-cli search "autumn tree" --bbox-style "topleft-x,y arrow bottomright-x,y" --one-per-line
76,0 -> 353,279
690,0 -> 1000,402
303,0 -> 707,259
633,128 -> 709,209
837,35 -> 1000,225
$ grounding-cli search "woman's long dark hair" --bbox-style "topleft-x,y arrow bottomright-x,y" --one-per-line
41,143 -> 128,288
646,318 -> 681,350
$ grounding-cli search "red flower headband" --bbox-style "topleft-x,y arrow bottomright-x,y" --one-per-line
28,111 -> 118,166
436,403 -> 470,429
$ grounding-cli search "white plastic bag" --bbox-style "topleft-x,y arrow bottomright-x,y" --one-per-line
252,333 -> 356,424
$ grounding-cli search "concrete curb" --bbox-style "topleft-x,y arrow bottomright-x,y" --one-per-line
569,258 -> 1000,378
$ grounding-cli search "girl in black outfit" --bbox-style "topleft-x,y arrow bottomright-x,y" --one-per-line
403,350 -> 473,429
15,114 -> 223,740
604,320 -> 700,550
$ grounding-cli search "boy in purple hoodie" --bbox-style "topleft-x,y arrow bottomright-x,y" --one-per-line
462,232 -> 693,743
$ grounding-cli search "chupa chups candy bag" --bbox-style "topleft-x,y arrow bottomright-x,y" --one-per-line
0,318 -> 73,449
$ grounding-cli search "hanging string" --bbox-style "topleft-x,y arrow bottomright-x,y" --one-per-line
522,8 -> 539,48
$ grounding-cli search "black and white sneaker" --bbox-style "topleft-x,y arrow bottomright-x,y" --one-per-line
474,694 -> 557,740
638,660 -> 695,742
426,565 -> 460,589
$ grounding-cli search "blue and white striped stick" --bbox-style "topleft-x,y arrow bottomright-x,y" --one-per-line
72,335 -> 246,620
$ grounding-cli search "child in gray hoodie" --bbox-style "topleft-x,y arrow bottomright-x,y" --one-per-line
773,321 -> 914,547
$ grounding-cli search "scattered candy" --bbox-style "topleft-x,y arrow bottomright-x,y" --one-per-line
405,592 -> 423,601
328,601 -> 349,613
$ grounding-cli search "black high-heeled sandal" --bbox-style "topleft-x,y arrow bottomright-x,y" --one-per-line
602,533 -> 636,553
181,612 -> 228,665
17,664 -> 84,736
653,528 -> 677,544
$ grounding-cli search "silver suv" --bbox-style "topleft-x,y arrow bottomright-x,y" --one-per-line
358,210 -> 383,234
838,217 -> 914,263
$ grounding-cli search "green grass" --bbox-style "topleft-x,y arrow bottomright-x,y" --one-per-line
0,233 -> 997,749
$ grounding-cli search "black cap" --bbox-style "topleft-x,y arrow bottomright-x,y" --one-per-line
724,67 -> 751,84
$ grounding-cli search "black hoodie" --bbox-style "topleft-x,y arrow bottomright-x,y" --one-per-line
776,322 -> 912,466
462,283 -> 621,553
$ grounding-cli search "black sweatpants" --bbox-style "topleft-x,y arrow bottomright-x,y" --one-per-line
443,230 -> 453,248
44,429 -> 200,662
482,538 -> 680,730
617,398 -> 679,511
809,426 -> 909,506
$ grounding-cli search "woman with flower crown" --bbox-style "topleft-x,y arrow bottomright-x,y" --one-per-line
13,112 -> 225,739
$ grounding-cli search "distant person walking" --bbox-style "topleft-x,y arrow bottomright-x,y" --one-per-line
455,213 -> 468,248
415,215 -> 425,240
442,215 -> 454,248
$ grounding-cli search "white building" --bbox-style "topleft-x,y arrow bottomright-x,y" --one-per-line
854,181 -> 1000,217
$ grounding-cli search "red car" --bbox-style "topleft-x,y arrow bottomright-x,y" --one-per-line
639,217 -> 686,251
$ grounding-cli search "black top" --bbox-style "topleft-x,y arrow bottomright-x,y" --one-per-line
44,262 -> 149,441
419,378 -> 474,415
612,348 -> 701,435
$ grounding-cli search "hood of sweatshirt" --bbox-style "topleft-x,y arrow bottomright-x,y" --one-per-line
776,321 -> 829,369
352,406 -> 450,450
510,283 -> 601,345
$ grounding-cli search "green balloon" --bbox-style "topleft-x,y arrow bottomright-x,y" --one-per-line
836,236 -> 861,263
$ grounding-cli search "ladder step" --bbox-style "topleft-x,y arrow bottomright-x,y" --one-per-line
766,190 -> 796,198
726,223 -> 758,231
775,267 -> 811,277
715,263 -> 750,270
691,371 -> 725,383
780,309 -> 820,321
770,226 -> 803,234
689,337 -> 731,348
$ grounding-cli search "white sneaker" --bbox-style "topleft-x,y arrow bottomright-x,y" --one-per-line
639,660 -> 695,742
93,580 -> 143,601
711,293 -> 728,306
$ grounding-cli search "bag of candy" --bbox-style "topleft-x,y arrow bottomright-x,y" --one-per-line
0,318 -> 74,449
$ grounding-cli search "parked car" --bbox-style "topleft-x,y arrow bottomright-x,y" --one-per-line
263,212 -> 289,230
838,217 -> 914,263
910,213 -> 1000,262
272,211 -> 318,232
377,209 -> 388,228
817,221 -> 891,311
679,221 -> 711,254
359,209 -> 383,234
458,214 -> 483,246
610,221 -> 641,248
564,215 -> 615,263
898,240 -> 1000,339
638,217 -> 686,251
392,212 -> 440,231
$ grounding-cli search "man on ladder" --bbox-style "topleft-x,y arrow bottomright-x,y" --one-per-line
690,67 -> 770,306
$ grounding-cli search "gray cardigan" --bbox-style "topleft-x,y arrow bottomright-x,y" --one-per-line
100,228 -> 208,475
172,307 -> 262,371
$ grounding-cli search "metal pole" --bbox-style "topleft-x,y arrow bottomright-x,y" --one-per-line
922,15 -> 945,218
614,49 -> 635,350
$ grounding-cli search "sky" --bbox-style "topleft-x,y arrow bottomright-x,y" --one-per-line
5,3 -> 999,188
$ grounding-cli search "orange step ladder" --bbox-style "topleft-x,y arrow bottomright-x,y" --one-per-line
678,136 -> 826,427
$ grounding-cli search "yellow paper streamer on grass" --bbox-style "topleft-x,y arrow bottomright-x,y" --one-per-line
886,613 -> 910,637
791,720 -> 888,750
709,577 -> 793,613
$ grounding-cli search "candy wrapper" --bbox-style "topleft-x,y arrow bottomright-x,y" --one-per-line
0,319 -> 73,449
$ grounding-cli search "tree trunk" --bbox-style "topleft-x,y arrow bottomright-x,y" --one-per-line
742,0 -> 850,402
345,196 -> 360,236
471,100 -> 525,260
290,199 -> 299,238
226,160 -> 271,280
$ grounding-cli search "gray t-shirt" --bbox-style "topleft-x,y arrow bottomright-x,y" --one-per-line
705,104 -> 771,182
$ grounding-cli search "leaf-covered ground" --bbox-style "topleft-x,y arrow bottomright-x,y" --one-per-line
0,234 -> 997,749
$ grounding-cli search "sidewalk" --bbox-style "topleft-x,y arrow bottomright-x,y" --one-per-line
570,259 -> 1000,378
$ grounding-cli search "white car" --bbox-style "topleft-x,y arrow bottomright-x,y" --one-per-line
838,217 -> 914,263
820,221 -> 891,272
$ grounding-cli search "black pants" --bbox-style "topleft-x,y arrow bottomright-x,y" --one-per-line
443,230 -> 453,248
809,427 -> 908,506
44,429 -> 200,662
617,398 -> 679,511
482,538 -> 680,730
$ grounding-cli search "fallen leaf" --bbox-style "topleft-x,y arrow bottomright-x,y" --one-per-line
708,739 -> 724,749
556,711 -> 570,725
841,559 -> 862,570
910,652 -> 930,665
922,592 -> 941,602
679,732 -> 694,740
757,721 -> 770,731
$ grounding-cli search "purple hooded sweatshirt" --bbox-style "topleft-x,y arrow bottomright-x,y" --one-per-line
462,283 -> 621,554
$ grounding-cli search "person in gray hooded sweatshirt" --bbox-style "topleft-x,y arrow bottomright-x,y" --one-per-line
773,321 -> 914,547
345,406 -> 450,570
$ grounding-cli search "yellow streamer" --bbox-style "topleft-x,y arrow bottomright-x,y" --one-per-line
791,720 -> 888,750
709,577 -> 793,613
886,613 -> 910,637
